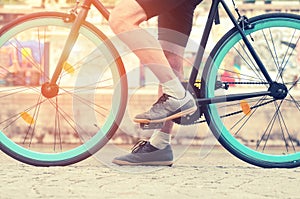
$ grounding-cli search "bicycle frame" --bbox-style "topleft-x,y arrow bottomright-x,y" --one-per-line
2,0 -> 300,167
52,0 -> 274,105
189,0 -> 275,106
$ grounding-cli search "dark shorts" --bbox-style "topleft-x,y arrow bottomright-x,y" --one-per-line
136,0 -> 202,46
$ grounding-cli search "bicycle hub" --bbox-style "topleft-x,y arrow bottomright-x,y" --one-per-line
41,82 -> 59,99
268,82 -> 288,100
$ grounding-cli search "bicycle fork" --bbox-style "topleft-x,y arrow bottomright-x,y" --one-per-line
41,1 -> 91,99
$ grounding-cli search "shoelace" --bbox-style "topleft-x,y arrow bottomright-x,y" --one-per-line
131,140 -> 148,153
153,94 -> 169,106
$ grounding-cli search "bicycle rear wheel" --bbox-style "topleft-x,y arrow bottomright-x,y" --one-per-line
0,12 -> 127,166
202,13 -> 300,168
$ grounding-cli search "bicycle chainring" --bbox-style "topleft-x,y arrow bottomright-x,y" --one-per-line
172,107 -> 202,125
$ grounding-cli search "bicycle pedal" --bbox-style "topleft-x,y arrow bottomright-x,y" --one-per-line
140,122 -> 164,130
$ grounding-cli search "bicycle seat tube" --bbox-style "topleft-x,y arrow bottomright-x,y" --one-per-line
189,0 -> 220,88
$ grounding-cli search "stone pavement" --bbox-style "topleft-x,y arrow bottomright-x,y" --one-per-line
1,145 -> 300,199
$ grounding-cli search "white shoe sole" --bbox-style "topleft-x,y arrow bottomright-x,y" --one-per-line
133,106 -> 197,124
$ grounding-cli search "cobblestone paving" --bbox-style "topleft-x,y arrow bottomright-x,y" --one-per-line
1,145 -> 300,199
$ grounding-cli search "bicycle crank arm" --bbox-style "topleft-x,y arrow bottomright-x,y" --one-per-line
197,90 -> 271,105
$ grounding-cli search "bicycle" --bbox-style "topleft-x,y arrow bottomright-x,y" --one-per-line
0,0 -> 300,168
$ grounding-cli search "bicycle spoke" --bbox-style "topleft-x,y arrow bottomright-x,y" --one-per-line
46,97 -> 84,143
256,99 -> 285,151
8,38 -> 46,77
230,96 -> 268,136
37,26 -> 48,81
0,97 -> 48,129
262,29 -> 280,71
286,94 -> 300,112
219,68 -> 267,83
25,94 -> 43,146
54,97 -> 62,151
59,85 -> 111,118
234,44 -> 267,83
59,50 -> 102,80
277,30 -> 298,81
0,87 -> 35,98
274,101 -> 296,153
285,78 -> 300,89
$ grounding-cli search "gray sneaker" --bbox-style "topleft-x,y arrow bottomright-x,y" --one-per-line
112,140 -> 173,166
134,92 -> 197,123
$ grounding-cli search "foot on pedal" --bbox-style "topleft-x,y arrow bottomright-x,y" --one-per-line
134,92 -> 197,124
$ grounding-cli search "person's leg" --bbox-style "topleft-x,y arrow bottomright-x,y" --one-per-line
112,44 -> 188,166
110,0 -> 196,124
109,0 -> 179,84
112,0 -> 201,166
149,41 -> 185,149
147,0 -> 201,149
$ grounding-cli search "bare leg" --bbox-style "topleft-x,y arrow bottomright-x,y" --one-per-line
110,0 -> 195,149
148,41 -> 185,149
109,0 -> 178,83
111,0 -> 199,166
159,41 -> 185,134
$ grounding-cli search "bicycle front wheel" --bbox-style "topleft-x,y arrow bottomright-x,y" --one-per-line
0,12 -> 127,166
202,13 -> 300,168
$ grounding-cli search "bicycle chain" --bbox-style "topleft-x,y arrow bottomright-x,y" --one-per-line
175,81 -> 270,126
194,99 -> 275,125
226,81 -> 269,85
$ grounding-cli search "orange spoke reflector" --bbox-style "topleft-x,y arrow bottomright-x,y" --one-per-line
240,100 -> 251,116
20,112 -> 35,125
63,62 -> 75,75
